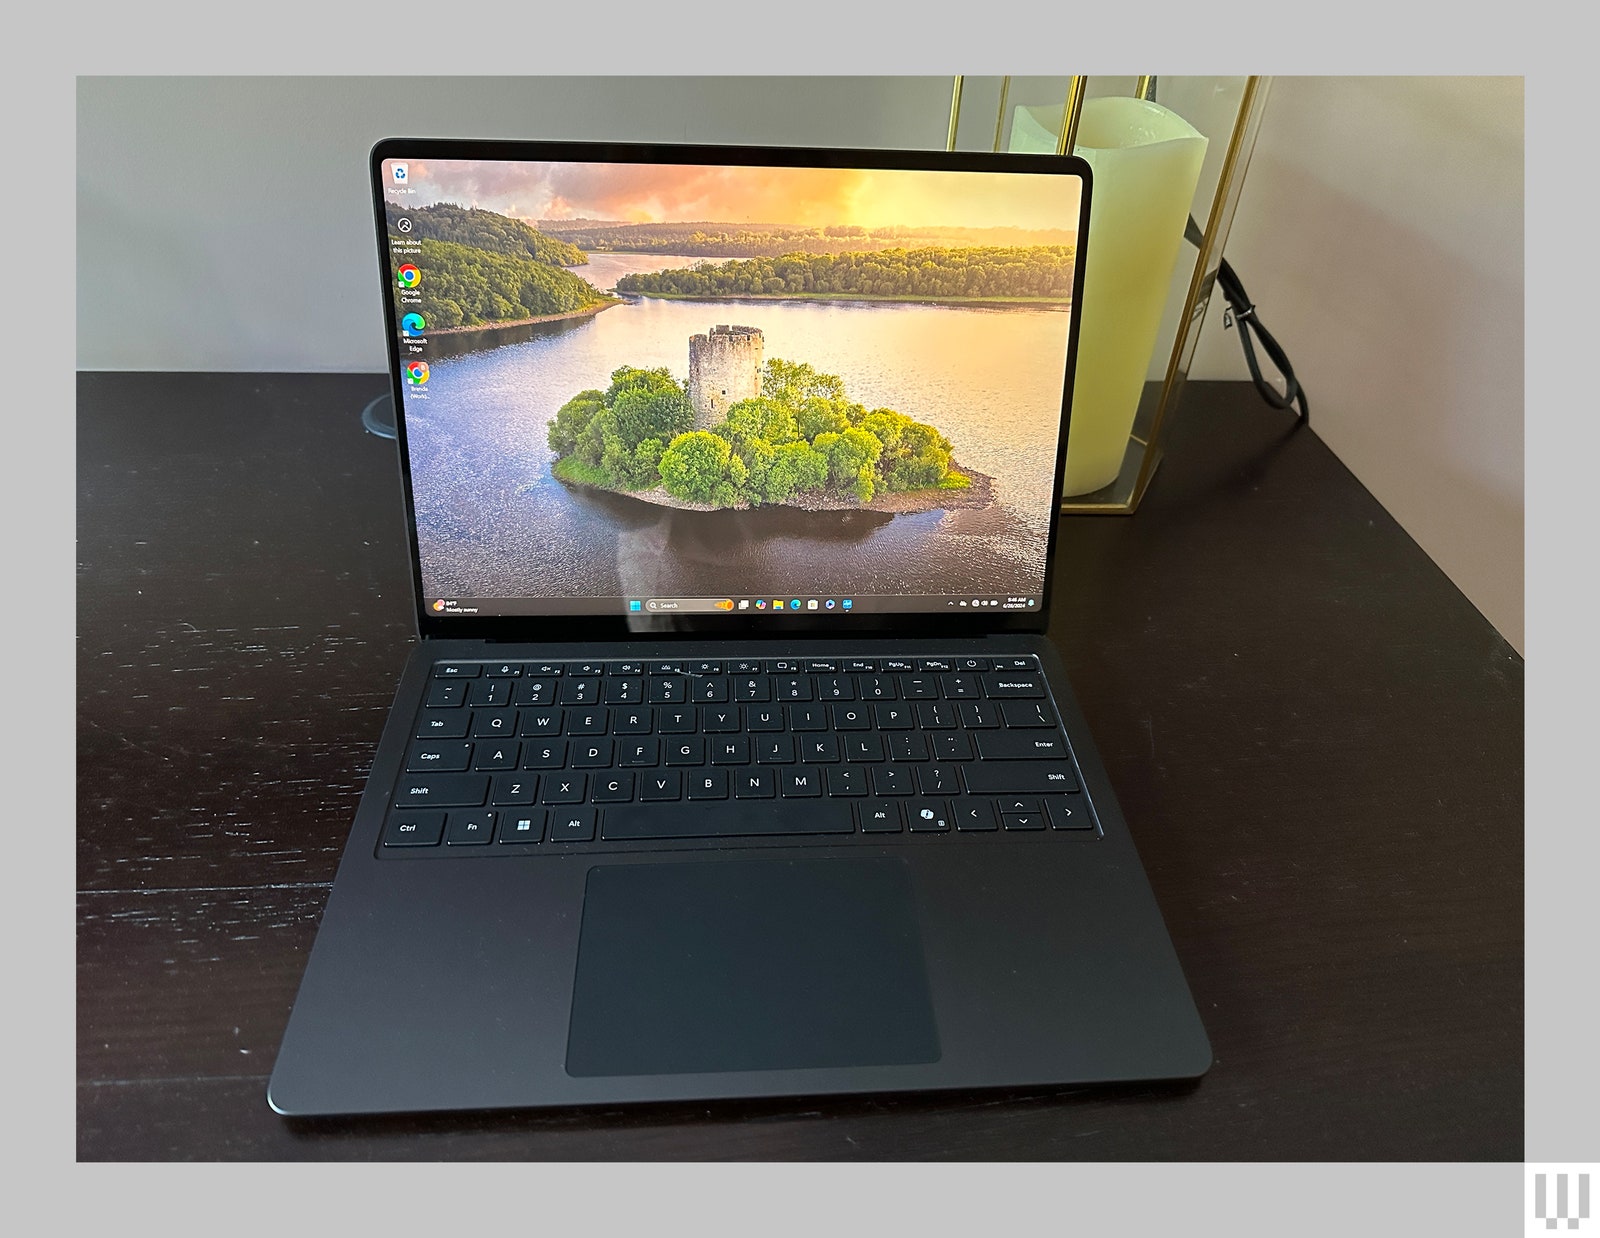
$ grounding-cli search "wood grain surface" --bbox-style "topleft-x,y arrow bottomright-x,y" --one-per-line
76,374 -> 1523,1160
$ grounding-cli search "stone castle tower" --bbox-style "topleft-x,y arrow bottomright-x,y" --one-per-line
688,325 -> 763,430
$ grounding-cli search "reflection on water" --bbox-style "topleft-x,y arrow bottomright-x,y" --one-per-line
404,253 -> 1071,601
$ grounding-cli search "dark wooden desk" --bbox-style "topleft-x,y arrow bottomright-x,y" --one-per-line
76,374 -> 1523,1160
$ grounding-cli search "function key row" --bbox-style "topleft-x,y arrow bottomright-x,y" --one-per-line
425,672 -> 1047,710
433,655 -> 1039,678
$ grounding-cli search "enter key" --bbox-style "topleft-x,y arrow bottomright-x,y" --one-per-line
973,732 -> 1068,761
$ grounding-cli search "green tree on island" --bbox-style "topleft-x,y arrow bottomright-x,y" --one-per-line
546,358 -> 968,508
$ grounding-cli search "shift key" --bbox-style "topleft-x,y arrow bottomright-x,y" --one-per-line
960,761 -> 1079,794
394,774 -> 490,807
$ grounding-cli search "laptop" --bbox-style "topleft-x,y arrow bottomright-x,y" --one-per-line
267,137 -> 1210,1117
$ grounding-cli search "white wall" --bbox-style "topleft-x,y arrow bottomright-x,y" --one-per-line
1206,77 -> 1525,653
76,75 -> 1524,652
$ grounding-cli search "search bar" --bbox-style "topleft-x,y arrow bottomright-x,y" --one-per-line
644,598 -> 736,613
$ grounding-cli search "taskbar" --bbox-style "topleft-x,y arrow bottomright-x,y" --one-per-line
426,594 -> 1041,618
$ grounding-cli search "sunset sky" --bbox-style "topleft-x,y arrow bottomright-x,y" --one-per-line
383,158 -> 1081,235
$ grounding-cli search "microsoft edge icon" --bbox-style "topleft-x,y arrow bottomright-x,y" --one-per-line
790,599 -> 802,610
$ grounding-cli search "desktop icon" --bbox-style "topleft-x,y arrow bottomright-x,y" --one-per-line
806,600 -> 818,611
842,599 -> 853,610
754,599 -> 766,610
391,163 -> 409,184
401,312 -> 427,337
737,599 -> 749,610
396,263 -> 421,288
405,361 -> 430,386
789,599 -> 801,611
824,599 -> 836,610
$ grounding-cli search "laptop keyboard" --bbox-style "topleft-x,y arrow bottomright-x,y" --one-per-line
379,654 -> 1098,854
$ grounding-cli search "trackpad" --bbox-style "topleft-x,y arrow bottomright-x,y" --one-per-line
566,857 -> 940,1077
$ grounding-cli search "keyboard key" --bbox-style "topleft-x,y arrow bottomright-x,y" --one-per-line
567,709 -> 607,736
1048,795 -> 1095,830
519,708 -> 563,737
425,681 -> 466,708
512,679 -> 556,706
559,678 -> 602,706
601,801 -> 854,841
1002,811 -> 1047,831
445,810 -> 496,845
639,771 -> 683,801
958,701 -> 1001,729
665,737 -> 705,765
612,708 -> 653,735
932,732 -> 974,761
470,709 -> 519,738
473,741 -> 520,770
491,774 -> 539,805
541,773 -> 587,804
954,800 -> 997,831
687,769 -> 729,800
497,810 -> 546,844
858,800 -> 903,832
832,704 -> 871,730
1000,700 -> 1058,728
907,800 -> 952,832
733,769 -> 775,799
592,773 -> 634,803
781,767 -> 823,797
415,709 -> 470,739
572,740 -> 615,767
467,679 -> 511,707
433,663 -> 481,678
981,672 -> 1045,698
383,811 -> 445,846
617,738 -> 660,766
395,774 -> 489,808
825,766 -> 867,796
406,741 -> 471,772
917,765 -> 959,795
887,732 -> 929,762
711,737 -> 751,764
974,732 -> 1067,761
522,740 -> 566,769
959,762 -> 1080,794
548,808 -> 597,843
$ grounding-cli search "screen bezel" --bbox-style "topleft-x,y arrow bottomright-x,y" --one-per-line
369,136 -> 1091,642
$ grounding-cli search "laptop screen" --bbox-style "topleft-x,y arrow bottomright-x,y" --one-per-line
375,143 -> 1086,633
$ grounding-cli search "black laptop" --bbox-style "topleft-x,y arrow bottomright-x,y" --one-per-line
266,137 -> 1210,1117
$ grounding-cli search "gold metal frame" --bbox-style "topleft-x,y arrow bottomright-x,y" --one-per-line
950,76 -> 1272,514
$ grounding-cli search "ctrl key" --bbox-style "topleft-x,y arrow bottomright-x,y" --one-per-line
383,811 -> 445,847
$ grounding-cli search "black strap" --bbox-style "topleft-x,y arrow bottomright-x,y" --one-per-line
1185,217 -> 1309,426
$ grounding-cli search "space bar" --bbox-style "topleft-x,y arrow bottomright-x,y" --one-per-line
602,801 -> 856,840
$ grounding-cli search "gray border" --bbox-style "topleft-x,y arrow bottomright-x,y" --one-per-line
59,20 -> 1566,1235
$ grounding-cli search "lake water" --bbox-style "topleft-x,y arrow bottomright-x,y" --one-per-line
405,252 -> 1072,601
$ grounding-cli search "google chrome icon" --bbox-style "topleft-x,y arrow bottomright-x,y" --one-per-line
396,264 -> 420,288
401,312 -> 426,337
405,361 -> 429,386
